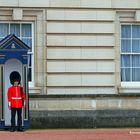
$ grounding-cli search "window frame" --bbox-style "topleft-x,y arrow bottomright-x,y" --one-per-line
0,22 -> 34,87
120,23 -> 140,87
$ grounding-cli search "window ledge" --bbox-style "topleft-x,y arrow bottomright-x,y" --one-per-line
29,87 -> 42,94
118,86 -> 140,94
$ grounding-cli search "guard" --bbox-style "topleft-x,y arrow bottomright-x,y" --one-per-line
7,71 -> 26,132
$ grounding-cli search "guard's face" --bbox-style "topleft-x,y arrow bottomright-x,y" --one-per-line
14,81 -> 19,86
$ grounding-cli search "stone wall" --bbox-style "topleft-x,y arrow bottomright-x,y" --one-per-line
29,94 -> 140,128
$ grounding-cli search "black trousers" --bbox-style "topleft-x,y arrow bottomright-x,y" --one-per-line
11,108 -> 22,128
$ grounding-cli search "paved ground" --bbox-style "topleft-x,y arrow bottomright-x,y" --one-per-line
1,128 -> 140,140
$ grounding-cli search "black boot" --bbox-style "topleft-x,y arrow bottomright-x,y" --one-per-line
10,127 -> 15,132
17,127 -> 23,132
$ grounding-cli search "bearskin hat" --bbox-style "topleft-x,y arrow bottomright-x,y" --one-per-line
10,71 -> 21,85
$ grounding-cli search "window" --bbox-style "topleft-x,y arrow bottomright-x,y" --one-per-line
121,24 -> 140,84
0,23 -> 34,86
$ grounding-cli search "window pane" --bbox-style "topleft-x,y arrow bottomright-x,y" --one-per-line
121,25 -> 140,82
132,68 -> 140,81
10,24 -> 20,37
121,25 -> 131,38
121,55 -> 130,67
22,24 -> 32,37
132,25 -> 140,38
132,55 -> 140,67
22,38 -> 32,50
121,68 -> 131,81
132,40 -> 140,52
0,23 -> 33,83
0,23 -> 9,37
121,40 -> 131,53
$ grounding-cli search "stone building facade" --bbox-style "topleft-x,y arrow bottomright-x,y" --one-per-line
1,0 -> 140,128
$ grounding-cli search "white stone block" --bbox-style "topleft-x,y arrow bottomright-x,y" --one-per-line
47,61 -> 65,72
47,9 -> 96,20
0,0 -> 18,6
47,35 -> 65,46
96,98 -> 121,110
37,21 -> 44,34
29,87 -> 42,94
97,36 -> 115,46
47,74 -> 81,86
38,100 -> 59,109
58,99 -> 82,109
47,35 -> 114,46
97,61 -> 115,72
36,72 -> 44,86
36,33 -> 45,47
36,60 -> 44,73
19,0 -> 49,7
47,47 -> 115,60
13,8 -> 23,20
65,62 -> 97,72
47,48 -> 81,59
47,87 -> 66,95
81,23 -> 114,33
97,11 -> 115,21
121,98 -> 140,110
112,0 -> 140,8
81,0 -> 111,8
36,47 -> 44,59
47,9 -> 115,21
91,100 -> 96,109
81,48 -> 115,59
47,87 -> 116,95
47,9 -> 65,20
47,22 -> 81,33
47,61 -> 97,72
47,22 -> 114,34
65,35 -> 96,46
65,10 -> 97,20
82,74 -> 114,86
135,10 -> 140,21
50,0 -> 81,7
0,9 -> 12,15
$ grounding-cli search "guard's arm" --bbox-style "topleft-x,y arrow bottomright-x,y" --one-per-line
7,88 -> 11,109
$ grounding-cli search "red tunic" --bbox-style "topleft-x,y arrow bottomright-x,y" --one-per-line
8,86 -> 26,108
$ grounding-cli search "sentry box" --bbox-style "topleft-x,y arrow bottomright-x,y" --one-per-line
0,34 -> 30,129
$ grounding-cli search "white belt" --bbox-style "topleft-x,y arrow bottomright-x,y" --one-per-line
11,97 -> 22,100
